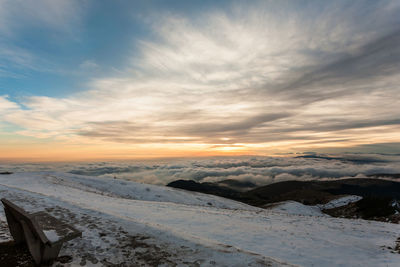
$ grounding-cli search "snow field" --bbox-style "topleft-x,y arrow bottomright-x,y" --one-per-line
0,172 -> 399,266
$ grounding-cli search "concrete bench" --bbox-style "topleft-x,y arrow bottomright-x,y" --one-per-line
1,198 -> 82,265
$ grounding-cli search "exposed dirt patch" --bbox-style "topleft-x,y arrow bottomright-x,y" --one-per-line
118,234 -> 177,266
0,219 -> 12,242
394,237 -> 400,254
0,241 -> 35,267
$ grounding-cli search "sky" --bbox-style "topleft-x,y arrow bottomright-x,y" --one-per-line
1,0 -> 400,161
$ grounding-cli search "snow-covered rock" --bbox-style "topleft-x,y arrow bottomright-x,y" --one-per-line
318,195 -> 363,210
268,200 -> 327,216
269,195 -> 364,217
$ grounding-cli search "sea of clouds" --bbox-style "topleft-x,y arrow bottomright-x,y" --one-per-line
1,153 -> 400,186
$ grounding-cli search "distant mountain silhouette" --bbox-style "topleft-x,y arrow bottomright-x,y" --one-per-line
367,173 -> 400,179
167,179 -> 243,200
295,155 -> 389,164
244,178 -> 400,206
214,179 -> 257,192
167,178 -> 400,207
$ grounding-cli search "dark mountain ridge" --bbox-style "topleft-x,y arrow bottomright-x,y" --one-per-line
244,178 -> 400,206
167,178 -> 400,207
167,179 -> 242,200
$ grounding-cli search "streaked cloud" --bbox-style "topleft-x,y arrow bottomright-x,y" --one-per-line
0,0 -> 84,34
0,95 -> 19,112
0,0 -> 85,77
1,0 -> 400,158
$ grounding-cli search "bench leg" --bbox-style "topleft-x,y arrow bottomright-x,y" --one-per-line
20,221 -> 63,265
20,220 -> 42,265
4,207 -> 25,244
41,243 -> 62,264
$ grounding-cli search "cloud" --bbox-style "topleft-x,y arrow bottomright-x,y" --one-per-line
0,95 -> 19,111
0,0 -> 85,76
2,154 -> 400,186
276,29 -> 400,104
79,60 -> 99,70
1,1 -> 400,153
178,113 -> 292,135
0,0 -> 84,35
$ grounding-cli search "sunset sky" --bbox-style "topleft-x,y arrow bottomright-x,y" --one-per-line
1,0 -> 400,161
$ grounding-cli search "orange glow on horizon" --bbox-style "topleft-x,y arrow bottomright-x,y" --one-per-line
1,124 -> 399,162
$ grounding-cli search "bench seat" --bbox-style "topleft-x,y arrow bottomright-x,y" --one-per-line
31,211 -> 81,245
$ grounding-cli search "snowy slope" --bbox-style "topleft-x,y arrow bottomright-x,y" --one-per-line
1,172 -> 399,266
22,171 -> 256,210
267,201 -> 327,216
269,195 -> 363,216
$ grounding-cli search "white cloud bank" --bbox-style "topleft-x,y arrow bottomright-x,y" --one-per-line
2,154 -> 400,186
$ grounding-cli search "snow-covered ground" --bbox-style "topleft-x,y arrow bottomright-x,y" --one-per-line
0,172 -> 399,266
268,195 -> 364,216
267,201 -> 327,216
318,195 -> 363,210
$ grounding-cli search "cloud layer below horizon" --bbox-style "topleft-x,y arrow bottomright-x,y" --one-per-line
2,154 -> 400,186
1,0 -> 400,159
